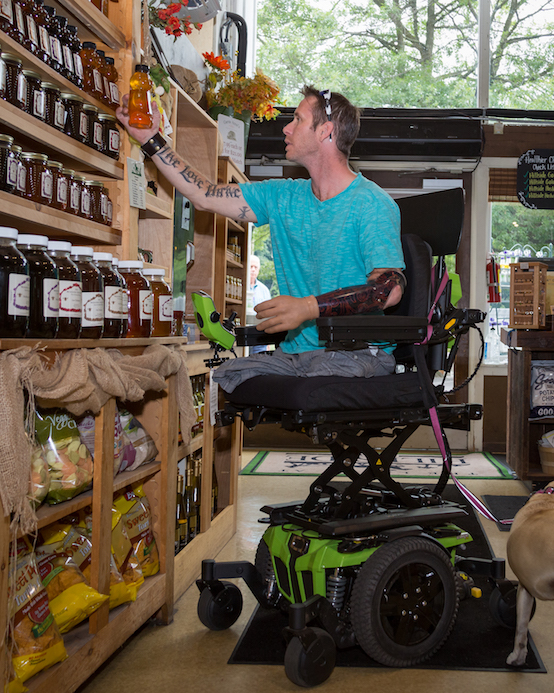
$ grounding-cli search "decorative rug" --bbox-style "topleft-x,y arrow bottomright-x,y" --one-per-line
241,450 -> 513,480
228,484 -> 545,673
482,495 -> 529,532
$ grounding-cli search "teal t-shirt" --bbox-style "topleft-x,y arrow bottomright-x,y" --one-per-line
239,174 -> 404,353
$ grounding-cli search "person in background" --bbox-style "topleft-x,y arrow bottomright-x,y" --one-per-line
116,85 -> 405,393
249,255 -> 271,354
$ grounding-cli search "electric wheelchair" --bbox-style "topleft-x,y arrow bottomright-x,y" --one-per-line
193,188 -> 510,687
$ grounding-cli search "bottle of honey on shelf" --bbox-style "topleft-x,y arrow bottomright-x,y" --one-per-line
128,64 -> 152,129
118,260 -> 152,337
80,41 -> 104,101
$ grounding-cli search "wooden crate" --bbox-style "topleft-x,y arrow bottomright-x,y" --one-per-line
509,261 -> 548,329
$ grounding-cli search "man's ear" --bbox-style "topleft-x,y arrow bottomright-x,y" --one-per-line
319,121 -> 333,142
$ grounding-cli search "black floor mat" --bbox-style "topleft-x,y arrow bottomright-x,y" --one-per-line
228,485 -> 546,673
482,495 -> 529,532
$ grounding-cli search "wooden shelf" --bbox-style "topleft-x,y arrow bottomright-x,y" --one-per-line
51,0 -> 126,50
178,434 -> 204,458
228,217 -> 247,233
141,194 -> 174,220
227,257 -> 244,269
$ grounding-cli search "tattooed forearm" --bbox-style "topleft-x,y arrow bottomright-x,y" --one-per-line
156,148 -> 205,190
205,184 -> 241,199
178,165 -> 205,190
156,147 -> 180,169
237,206 -> 251,219
317,270 -> 406,317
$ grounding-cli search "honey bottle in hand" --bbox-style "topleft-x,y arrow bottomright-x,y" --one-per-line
128,64 -> 153,128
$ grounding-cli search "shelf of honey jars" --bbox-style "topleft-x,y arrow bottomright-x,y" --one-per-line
53,0 -> 127,50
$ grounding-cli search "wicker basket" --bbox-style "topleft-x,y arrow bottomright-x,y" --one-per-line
538,444 -> 554,475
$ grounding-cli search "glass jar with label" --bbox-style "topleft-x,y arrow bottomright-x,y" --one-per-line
0,134 -> 16,193
66,25 -> 83,89
95,49 -> 110,106
22,70 -> 45,120
47,239 -> 81,338
2,0 -> 24,44
86,180 -> 106,223
13,0 -> 30,51
48,160 -> 67,211
43,5 -> 64,75
0,0 -> 15,36
142,267 -> 173,337
61,92 -> 87,143
93,252 -> 126,337
16,233 -> 58,338
64,168 -> 79,215
101,185 -> 111,225
11,144 -> 25,197
42,82 -> 64,131
70,246 -> 103,339
3,53 -> 25,109
82,104 -> 103,151
111,257 -> 127,336
0,226 -> 29,338
20,0 -> 40,58
98,113 -> 120,159
20,152 -> 52,205
80,41 -> 103,101
79,177 -> 92,219
104,56 -> 120,108
118,260 -> 152,337
31,0 -> 52,65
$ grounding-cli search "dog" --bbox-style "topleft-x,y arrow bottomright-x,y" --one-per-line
505,483 -> 554,666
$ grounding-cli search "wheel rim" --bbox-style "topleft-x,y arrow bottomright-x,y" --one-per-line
379,561 -> 446,646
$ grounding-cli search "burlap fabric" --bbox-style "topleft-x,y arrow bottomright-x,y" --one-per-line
0,343 -> 195,534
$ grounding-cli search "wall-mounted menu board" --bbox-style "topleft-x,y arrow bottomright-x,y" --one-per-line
517,149 -> 554,209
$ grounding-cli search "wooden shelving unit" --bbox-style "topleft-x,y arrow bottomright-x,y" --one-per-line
0,2 -> 242,691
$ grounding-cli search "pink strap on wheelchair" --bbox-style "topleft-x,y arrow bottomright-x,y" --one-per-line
429,406 -> 513,526
417,266 -> 450,345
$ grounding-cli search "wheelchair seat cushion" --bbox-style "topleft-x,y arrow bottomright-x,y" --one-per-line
223,372 -> 425,412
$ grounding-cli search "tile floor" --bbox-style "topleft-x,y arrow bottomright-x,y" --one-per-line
78,453 -> 554,693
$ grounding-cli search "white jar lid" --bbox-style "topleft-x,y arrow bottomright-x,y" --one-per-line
0,227 -> 19,240
17,233 -> 49,247
143,267 -> 165,276
119,260 -> 144,270
111,257 -> 119,266
70,246 -> 94,257
93,251 -> 113,262
48,240 -> 72,252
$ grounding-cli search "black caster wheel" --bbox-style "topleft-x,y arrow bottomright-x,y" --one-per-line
489,584 -> 536,629
350,536 -> 459,667
284,627 -> 336,688
197,581 -> 243,631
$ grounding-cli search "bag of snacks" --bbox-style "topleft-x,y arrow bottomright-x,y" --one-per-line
78,407 -> 136,476
28,445 -> 50,508
9,538 -> 67,684
34,409 -> 93,504
35,532 -> 108,633
118,407 -> 158,471
114,484 -> 160,577
111,506 -> 144,600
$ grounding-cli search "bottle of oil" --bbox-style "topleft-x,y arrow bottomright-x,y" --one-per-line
175,473 -> 187,552
128,64 -> 152,129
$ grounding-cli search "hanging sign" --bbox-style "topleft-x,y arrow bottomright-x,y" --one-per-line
217,114 -> 245,172
517,149 -> 554,210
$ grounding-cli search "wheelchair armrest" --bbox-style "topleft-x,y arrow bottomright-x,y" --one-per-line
235,325 -> 288,348
317,315 -> 429,347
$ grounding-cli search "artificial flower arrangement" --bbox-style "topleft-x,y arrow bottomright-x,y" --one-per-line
202,51 -> 281,121
148,0 -> 202,39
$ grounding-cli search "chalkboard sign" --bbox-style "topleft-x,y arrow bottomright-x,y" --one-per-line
517,149 -> 554,210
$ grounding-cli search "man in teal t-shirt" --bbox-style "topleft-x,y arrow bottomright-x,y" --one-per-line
116,85 -> 405,392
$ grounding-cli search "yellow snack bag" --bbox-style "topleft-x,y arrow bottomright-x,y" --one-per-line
111,507 -> 144,600
35,534 -> 108,633
9,539 -> 67,684
114,485 -> 160,577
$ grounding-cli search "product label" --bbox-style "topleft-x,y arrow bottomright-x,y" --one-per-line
26,15 -> 38,47
7,157 -> 17,187
57,176 -> 68,205
70,183 -> 79,211
109,129 -> 120,153
80,187 -> 90,216
16,162 -> 26,192
139,290 -> 153,320
79,111 -> 88,139
105,285 -> 127,319
14,2 -> 24,34
93,68 -> 103,95
59,280 -> 82,317
38,25 -> 51,57
62,45 -> 74,75
8,273 -> 29,316
41,170 -> 53,201
93,121 -> 103,148
81,291 -> 103,326
110,82 -> 120,105
107,199 -> 113,225
33,89 -> 45,119
17,73 -> 26,107
0,0 -> 13,24
54,101 -> 65,129
100,192 -> 108,218
73,53 -> 83,81
50,36 -> 62,64
0,59 -> 6,93
43,278 -> 59,318
158,295 -> 173,321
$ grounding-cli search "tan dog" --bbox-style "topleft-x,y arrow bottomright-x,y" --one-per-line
505,483 -> 554,666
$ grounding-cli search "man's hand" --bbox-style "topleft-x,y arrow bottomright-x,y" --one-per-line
255,295 -> 319,333
116,93 -> 161,146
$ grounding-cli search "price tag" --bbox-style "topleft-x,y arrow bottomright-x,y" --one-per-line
127,157 -> 146,209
